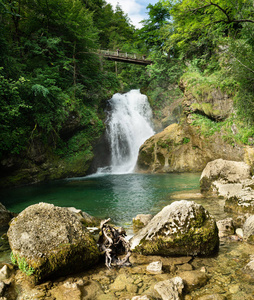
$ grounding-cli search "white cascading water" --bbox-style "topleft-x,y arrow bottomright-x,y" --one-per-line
101,89 -> 154,174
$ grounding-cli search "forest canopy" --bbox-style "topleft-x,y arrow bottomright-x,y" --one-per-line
1,0 -> 254,166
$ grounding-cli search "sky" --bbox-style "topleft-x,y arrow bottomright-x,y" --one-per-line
105,0 -> 159,29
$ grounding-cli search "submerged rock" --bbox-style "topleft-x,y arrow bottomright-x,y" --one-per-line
243,260 -> 254,278
130,200 -> 219,256
154,277 -> 184,300
178,270 -> 209,292
7,203 -> 100,283
146,261 -> 163,274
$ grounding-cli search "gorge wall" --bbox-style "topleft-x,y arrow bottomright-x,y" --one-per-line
136,76 -> 254,173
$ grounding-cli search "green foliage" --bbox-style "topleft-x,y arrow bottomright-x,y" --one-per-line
11,252 -> 35,276
0,0 -> 136,165
181,69 -> 238,99
0,70 -> 31,156
192,113 -> 254,146
182,137 -> 190,144
137,2 -> 171,51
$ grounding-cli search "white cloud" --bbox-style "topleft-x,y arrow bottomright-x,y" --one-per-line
106,0 -> 145,28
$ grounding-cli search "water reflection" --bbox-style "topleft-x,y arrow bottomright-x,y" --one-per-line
1,173 -> 201,228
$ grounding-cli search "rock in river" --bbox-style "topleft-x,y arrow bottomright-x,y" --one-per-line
130,200 -> 219,256
200,158 -> 251,193
7,203 -> 100,283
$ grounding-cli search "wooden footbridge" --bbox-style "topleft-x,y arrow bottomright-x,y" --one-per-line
98,49 -> 152,66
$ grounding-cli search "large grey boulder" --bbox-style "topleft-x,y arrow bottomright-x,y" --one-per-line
130,200 -> 219,256
7,203 -> 100,283
200,159 -> 251,193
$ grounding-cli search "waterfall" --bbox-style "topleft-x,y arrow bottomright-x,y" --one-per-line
99,89 -> 154,174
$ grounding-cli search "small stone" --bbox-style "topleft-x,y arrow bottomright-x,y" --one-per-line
229,284 -> 240,294
110,274 -> 127,291
200,266 -> 207,273
216,218 -> 235,238
178,270 -> 208,292
132,296 -> 150,300
235,228 -> 243,239
126,283 -> 138,293
154,277 -> 184,300
0,266 -> 9,281
75,279 -> 84,286
146,261 -> 163,274
177,263 -> 193,271
63,281 -> 78,289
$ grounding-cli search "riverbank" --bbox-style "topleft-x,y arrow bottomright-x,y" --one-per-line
0,169 -> 254,299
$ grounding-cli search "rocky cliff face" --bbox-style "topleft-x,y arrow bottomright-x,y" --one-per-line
0,109 -> 105,188
136,123 -> 245,173
136,77 -> 254,173
179,77 -> 234,122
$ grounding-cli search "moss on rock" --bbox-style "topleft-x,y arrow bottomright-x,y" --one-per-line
7,203 -> 100,283
130,200 -> 219,257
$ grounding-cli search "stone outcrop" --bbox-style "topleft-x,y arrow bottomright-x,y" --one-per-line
130,200 -> 219,256
225,188 -> 254,214
199,159 -> 254,214
180,76 -> 234,122
7,203 -> 100,283
200,159 -> 252,193
136,124 -> 244,174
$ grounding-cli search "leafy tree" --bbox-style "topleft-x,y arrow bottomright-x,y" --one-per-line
137,2 -> 171,51
162,0 -> 254,60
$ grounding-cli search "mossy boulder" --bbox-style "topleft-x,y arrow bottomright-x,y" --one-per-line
7,203 -> 100,283
136,124 -> 244,174
130,200 -> 219,256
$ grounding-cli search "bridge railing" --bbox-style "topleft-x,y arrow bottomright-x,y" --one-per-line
98,49 -> 148,61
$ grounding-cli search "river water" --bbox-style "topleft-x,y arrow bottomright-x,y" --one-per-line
2,173 -> 254,299
1,173 -> 201,231
1,90 -> 254,298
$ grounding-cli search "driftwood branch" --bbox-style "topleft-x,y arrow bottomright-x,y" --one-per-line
98,218 -> 132,269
